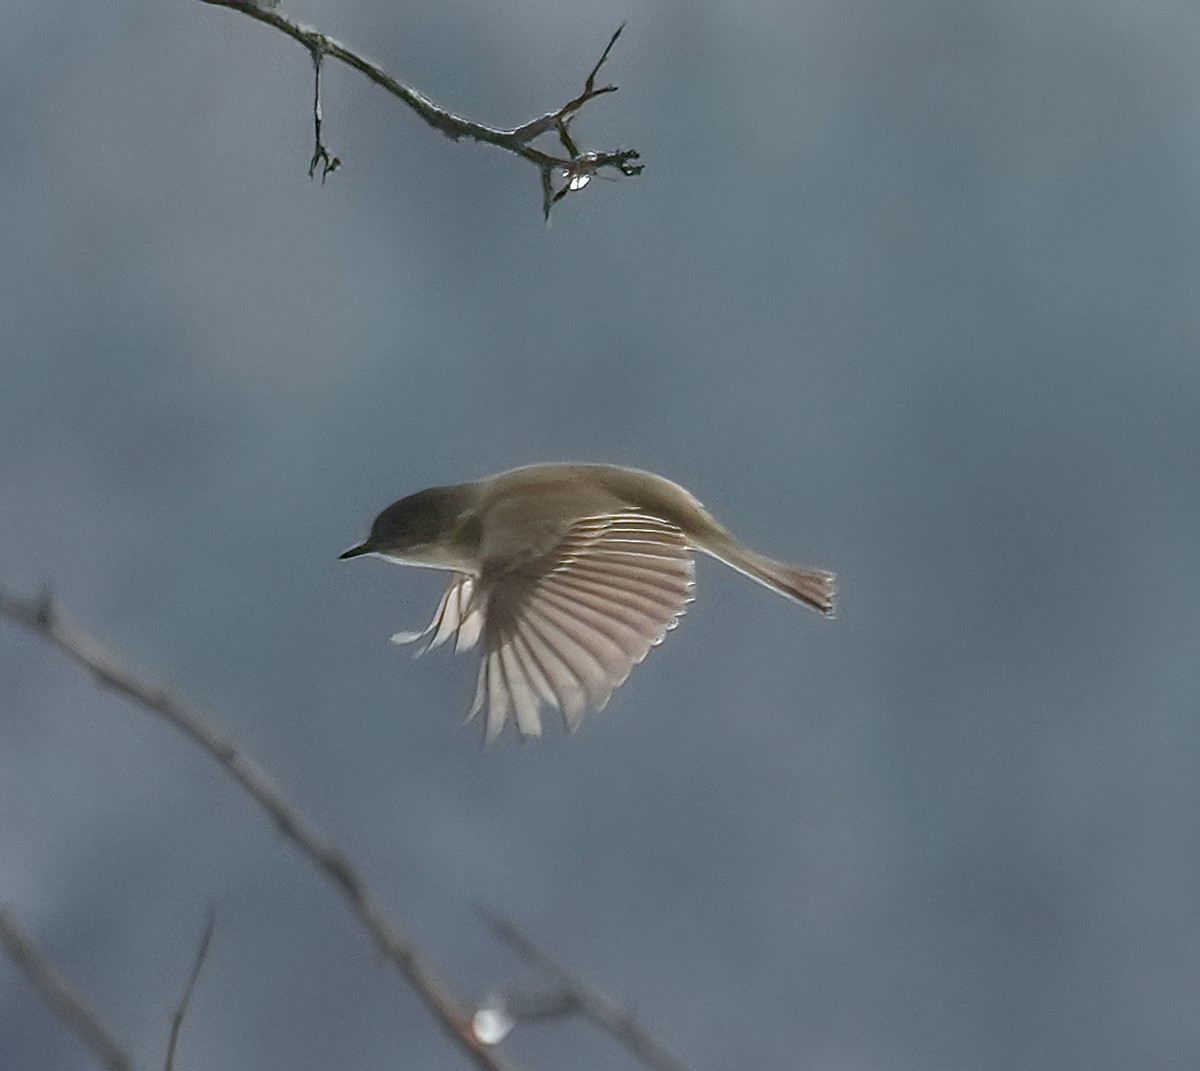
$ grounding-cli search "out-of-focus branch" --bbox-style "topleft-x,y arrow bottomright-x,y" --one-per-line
480,909 -> 692,1071
0,586 -> 515,1071
0,908 -> 133,1071
164,914 -> 215,1071
199,0 -> 642,217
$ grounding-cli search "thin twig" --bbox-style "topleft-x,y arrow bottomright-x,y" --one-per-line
164,913 -> 216,1071
479,909 -> 692,1071
0,586 -> 515,1071
307,47 -> 340,181
0,908 -> 133,1071
198,1 -> 642,215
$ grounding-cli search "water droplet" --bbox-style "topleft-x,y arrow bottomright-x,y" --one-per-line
472,998 -> 514,1045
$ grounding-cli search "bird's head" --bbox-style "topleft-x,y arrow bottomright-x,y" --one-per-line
340,485 -> 474,566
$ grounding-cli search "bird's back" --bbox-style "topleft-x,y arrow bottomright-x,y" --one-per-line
479,463 -> 727,550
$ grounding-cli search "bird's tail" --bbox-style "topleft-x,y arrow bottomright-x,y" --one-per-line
700,532 -> 837,616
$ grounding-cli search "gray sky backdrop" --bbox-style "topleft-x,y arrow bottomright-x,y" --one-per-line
3,1 -> 1200,1068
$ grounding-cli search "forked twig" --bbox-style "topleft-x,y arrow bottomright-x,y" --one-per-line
199,1 -> 642,216
480,909 -> 692,1071
307,47 -> 340,181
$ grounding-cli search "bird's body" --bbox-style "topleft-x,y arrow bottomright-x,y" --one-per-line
341,464 -> 835,741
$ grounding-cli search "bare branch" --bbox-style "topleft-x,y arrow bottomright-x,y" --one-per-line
0,586 -> 516,1071
164,913 -> 216,1071
0,908 -> 133,1071
480,909 -> 692,1071
198,1 -> 641,214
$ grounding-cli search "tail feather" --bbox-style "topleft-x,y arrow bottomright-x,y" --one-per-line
750,559 -> 837,615
699,534 -> 837,616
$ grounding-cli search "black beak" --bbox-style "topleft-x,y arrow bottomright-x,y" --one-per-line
338,543 -> 370,560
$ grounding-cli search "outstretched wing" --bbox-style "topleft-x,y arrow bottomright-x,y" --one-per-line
471,511 -> 694,741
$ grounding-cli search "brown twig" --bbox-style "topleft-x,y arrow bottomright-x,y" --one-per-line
479,909 -> 692,1071
0,586 -> 515,1071
164,913 -> 216,1071
307,46 -> 340,181
199,0 -> 642,217
0,908 -> 133,1071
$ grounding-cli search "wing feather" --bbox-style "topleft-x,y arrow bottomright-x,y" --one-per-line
392,575 -> 483,653
473,512 -> 694,738
509,611 -> 588,726
499,642 -> 542,739
534,582 -> 650,659
507,609 -> 590,728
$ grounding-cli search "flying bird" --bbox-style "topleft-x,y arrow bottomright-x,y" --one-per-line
340,463 -> 835,741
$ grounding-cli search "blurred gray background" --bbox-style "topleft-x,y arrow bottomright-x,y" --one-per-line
3,0 -> 1199,1068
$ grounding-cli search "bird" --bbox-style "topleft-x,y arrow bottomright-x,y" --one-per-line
340,463 -> 835,742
